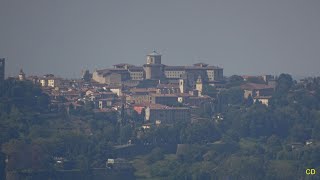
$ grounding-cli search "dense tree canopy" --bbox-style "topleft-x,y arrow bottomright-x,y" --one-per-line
2,75 -> 320,179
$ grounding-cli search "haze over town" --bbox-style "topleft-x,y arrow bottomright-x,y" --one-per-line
1,0 -> 320,79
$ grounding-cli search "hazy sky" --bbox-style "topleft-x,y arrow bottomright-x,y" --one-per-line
1,0 -> 319,78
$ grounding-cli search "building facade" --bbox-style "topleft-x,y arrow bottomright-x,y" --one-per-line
92,51 -> 224,86
145,104 -> 190,124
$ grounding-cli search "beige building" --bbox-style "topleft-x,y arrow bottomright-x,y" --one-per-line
254,96 -> 271,106
156,84 -> 180,94
92,51 -> 224,86
108,86 -> 123,96
92,69 -> 130,85
241,83 -> 274,106
128,67 -> 145,80
150,94 -> 179,106
126,93 -> 150,104
195,75 -> 203,96
164,63 -> 223,82
98,99 -> 113,109
242,83 -> 274,99
145,104 -> 190,124
39,74 -> 61,88
126,88 -> 156,104
48,78 -> 61,88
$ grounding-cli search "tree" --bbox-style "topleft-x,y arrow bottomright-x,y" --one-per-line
275,74 -> 293,94
227,75 -> 244,87
202,85 -> 217,98
146,147 -> 164,164
180,119 -> 220,144
119,124 -> 133,145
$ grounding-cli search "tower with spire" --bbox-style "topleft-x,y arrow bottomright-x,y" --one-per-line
196,75 -> 203,96
18,68 -> 26,81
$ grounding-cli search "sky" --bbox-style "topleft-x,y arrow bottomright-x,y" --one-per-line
0,0 -> 319,79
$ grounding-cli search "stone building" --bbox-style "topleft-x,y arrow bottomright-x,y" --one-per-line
241,83 -> 274,106
125,88 -> 156,104
92,69 -> 130,85
156,83 -> 180,94
253,96 -> 272,106
128,66 -> 145,80
143,51 -> 165,80
39,74 -> 61,88
145,104 -> 190,124
242,83 -> 274,99
150,94 -> 179,106
92,51 -> 224,86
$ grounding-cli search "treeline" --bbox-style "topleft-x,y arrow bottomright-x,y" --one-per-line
1,74 -> 320,179
135,74 -> 320,179
0,80 -> 121,179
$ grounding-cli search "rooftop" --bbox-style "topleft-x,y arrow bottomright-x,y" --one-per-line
241,83 -> 275,90
148,50 -> 161,56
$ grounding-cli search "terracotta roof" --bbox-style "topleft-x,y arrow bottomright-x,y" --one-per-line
133,102 -> 153,107
150,93 -> 178,97
148,104 -> 189,110
96,69 -> 129,76
164,66 -> 186,70
128,66 -> 144,72
156,84 -> 179,89
131,88 -> 156,93
241,83 -> 274,90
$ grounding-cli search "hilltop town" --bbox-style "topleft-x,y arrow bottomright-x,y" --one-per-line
1,51 -> 276,126
1,53 -> 320,179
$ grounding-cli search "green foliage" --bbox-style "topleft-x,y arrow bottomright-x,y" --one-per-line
180,119 -> 220,144
202,84 -> 218,97
226,75 -> 245,87
146,147 -> 164,164
2,75 -> 320,179
119,124 -> 133,145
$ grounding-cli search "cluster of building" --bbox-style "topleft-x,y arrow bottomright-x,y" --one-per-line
238,75 -> 277,106
92,51 -> 223,87
1,51 -> 280,126
1,52 -> 222,127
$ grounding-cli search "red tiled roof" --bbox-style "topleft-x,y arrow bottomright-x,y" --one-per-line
156,84 -> 179,89
241,83 -> 274,90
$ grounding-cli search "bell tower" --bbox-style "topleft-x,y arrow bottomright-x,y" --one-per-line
0,58 -> 5,82
196,75 -> 203,96
143,51 -> 164,80
179,79 -> 187,93
18,69 -> 26,81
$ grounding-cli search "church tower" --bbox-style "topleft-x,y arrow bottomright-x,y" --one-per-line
18,69 -> 26,81
143,51 -> 164,80
196,75 -> 203,96
179,79 -> 187,93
